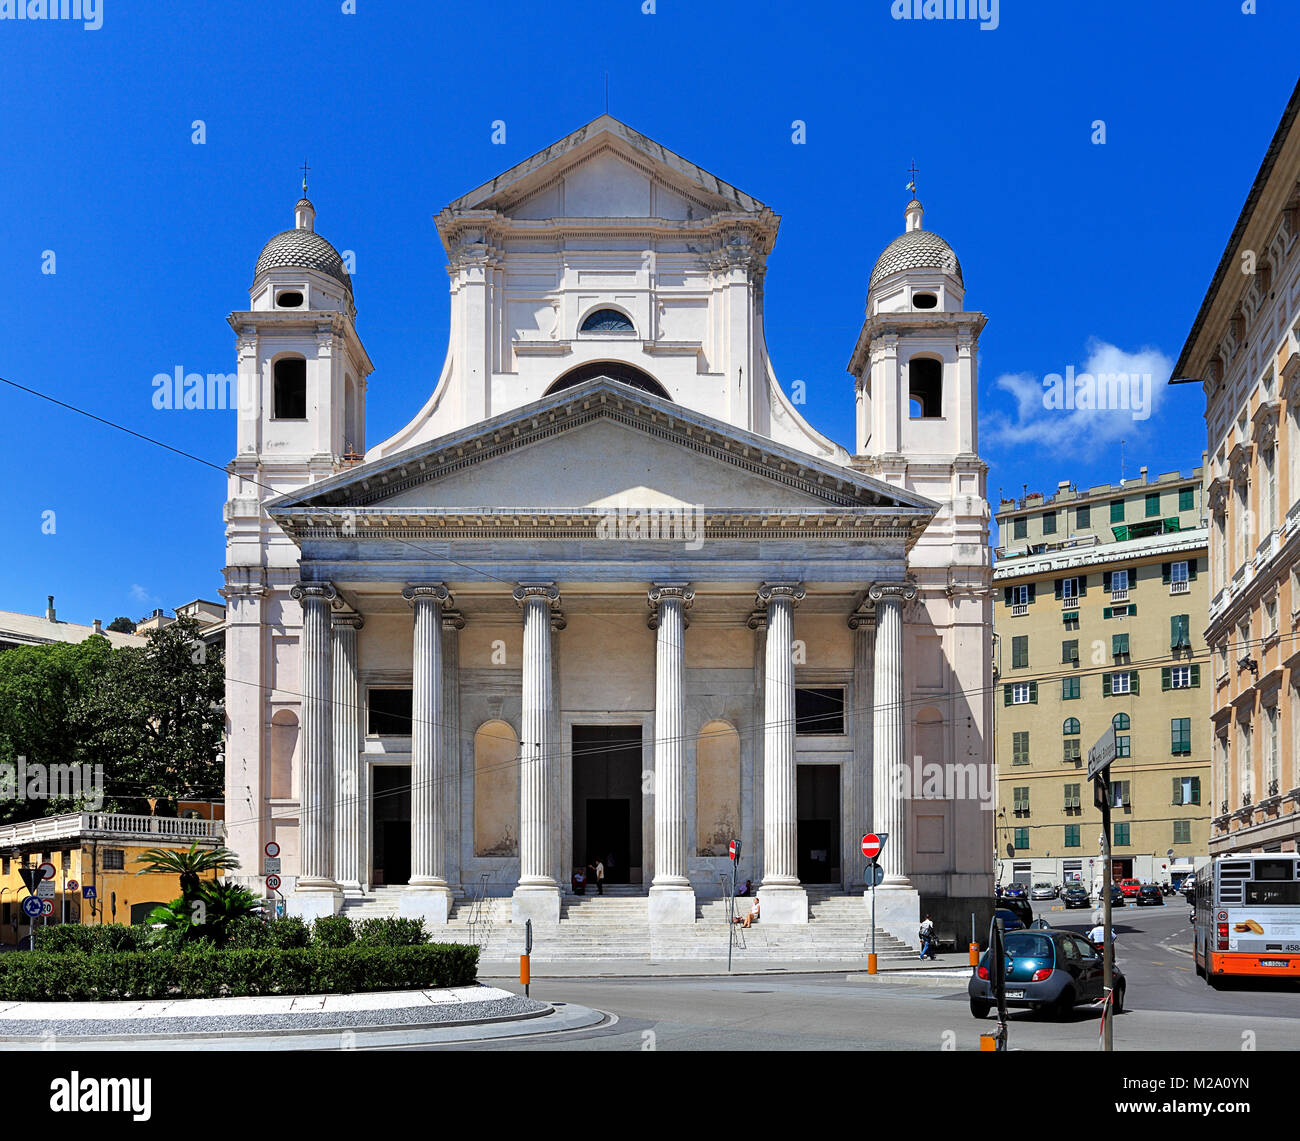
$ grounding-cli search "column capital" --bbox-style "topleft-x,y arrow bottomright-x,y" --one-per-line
291,582 -> 337,604
331,610 -> 364,630
756,582 -> 806,608
513,582 -> 564,630
868,582 -> 916,604
847,603 -> 876,631
402,583 -> 452,607
647,583 -> 694,629
441,608 -> 466,631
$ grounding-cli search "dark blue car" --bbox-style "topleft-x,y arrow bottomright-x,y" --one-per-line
969,928 -> 1127,1019
1003,881 -> 1028,900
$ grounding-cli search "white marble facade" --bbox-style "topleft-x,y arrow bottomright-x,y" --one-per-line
222,117 -> 994,933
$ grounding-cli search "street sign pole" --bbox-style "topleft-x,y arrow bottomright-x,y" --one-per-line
1100,772 -> 1114,1053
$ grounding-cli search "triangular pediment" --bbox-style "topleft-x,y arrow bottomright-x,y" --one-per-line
268,380 -> 937,528
443,115 -> 769,221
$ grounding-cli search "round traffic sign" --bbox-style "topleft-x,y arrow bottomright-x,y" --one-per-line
265,841 -> 280,859
40,900 -> 53,916
22,897 -> 42,918
265,874 -> 281,891
862,833 -> 882,859
37,861 -> 56,881
67,880 -> 79,892
728,839 -> 738,861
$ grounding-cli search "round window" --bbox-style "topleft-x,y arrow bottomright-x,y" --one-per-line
912,292 -> 937,309
277,291 -> 304,308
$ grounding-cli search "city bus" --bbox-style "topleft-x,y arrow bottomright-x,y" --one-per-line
1192,854 -> 1300,986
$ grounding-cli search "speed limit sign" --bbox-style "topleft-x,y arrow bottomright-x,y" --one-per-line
265,874 -> 282,892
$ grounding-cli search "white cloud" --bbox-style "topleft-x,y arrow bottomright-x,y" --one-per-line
129,584 -> 158,607
982,339 -> 1173,452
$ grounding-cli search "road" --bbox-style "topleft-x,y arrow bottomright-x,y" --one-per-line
416,897 -> 1300,1051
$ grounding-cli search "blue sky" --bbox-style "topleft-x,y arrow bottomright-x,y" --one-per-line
1,1 -> 1297,626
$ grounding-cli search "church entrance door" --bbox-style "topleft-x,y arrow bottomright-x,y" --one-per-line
372,764 -> 411,886
571,725 -> 643,886
797,764 -> 841,885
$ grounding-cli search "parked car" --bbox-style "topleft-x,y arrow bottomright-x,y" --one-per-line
1109,885 -> 1126,907
993,907 -> 1026,933
1061,885 -> 1091,909
1003,882 -> 1029,900
1136,884 -> 1165,906
1119,878 -> 1142,899
995,896 -> 1034,928
1031,882 -> 1057,901
969,928 -> 1126,1019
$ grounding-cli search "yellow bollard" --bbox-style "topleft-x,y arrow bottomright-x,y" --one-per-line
520,953 -> 530,991
979,1034 -> 998,1051
867,952 -> 878,975
969,941 -> 980,966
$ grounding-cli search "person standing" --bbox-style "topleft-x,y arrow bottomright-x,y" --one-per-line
593,858 -> 605,896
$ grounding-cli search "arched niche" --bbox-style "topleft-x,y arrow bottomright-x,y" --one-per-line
696,720 -> 740,856
474,720 -> 519,857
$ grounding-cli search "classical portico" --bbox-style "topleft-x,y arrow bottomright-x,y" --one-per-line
225,115 -> 994,948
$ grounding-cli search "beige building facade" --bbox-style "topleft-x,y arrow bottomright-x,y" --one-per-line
993,470 -> 1211,890
1173,80 -> 1300,857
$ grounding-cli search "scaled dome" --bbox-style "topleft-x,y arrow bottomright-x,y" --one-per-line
869,228 -> 963,290
254,202 -> 351,292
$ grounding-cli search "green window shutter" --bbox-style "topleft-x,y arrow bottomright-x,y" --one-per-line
1078,576 -> 1087,597
1129,604 -> 1137,616
1130,670 -> 1140,696
1029,681 -> 1038,704
1162,667 -> 1171,690
1173,777 -> 1182,804
1191,776 -> 1201,805
1190,664 -> 1200,688
1103,606 -> 1112,619
1027,582 -> 1036,603
1054,578 -> 1063,599
1004,587 -> 1013,606
1162,562 -> 1171,584
1103,571 -> 1112,592
1188,559 -> 1197,581
1102,674 -> 1112,696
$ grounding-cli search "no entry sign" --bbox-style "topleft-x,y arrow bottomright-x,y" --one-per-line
728,839 -> 741,861
862,833 -> 883,860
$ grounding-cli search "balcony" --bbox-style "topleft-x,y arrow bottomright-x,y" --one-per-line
1170,580 -> 1190,595
1061,595 -> 1080,611
0,812 -> 225,848
1110,588 -> 1129,602
1011,603 -> 1028,617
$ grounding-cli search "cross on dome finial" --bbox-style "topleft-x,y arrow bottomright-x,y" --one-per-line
301,159 -> 310,197
907,159 -> 918,199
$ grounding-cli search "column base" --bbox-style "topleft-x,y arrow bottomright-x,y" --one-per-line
863,886 -> 922,948
511,883 -> 562,925
648,884 -> 697,924
757,883 -> 808,924
287,883 -> 342,922
400,882 -> 454,925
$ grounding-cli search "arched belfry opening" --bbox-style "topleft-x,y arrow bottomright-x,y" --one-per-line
544,360 -> 671,400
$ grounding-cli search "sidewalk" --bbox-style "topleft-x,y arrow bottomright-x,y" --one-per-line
0,984 -> 605,1048
478,950 -> 977,980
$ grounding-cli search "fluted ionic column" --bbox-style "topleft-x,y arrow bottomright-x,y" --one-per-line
511,582 -> 563,924
400,584 -> 454,923
648,584 -> 696,924
757,582 -> 808,923
849,604 -> 875,890
331,612 -> 364,891
289,582 -> 341,918
870,582 -> 916,889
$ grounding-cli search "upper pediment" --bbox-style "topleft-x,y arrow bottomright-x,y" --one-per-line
267,379 -> 937,540
441,116 -> 771,223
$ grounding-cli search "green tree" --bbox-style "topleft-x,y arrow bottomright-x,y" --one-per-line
81,616 -> 225,814
105,616 -> 137,634
136,842 -> 240,898
0,637 -> 113,823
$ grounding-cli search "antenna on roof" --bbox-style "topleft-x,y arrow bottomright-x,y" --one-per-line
1120,439 -> 1126,483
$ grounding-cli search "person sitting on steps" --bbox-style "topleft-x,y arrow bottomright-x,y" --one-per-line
733,894 -> 760,928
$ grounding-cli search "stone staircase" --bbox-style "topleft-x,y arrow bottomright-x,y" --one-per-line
339,887 -> 406,920
405,886 -> 916,964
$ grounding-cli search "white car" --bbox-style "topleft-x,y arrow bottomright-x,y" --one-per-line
1030,882 -> 1057,901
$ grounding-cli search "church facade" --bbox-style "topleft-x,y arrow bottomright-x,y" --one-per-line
221,117 -> 994,937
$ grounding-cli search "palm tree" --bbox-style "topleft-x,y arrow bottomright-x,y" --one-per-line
135,843 -> 240,900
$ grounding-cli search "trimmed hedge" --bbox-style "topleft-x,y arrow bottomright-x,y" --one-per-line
0,943 -> 479,1002
312,915 -> 357,949
26,925 -> 152,954
354,917 -> 426,947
